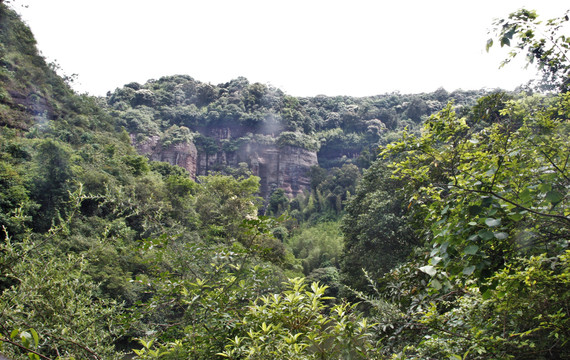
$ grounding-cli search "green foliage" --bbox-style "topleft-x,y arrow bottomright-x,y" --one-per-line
488,8 -> 570,92
468,91 -> 513,129
105,69 -> 485,193
382,95 -> 569,284
128,228 -> 288,359
194,174 -> 263,243
30,139 -> 75,231
267,188 -> 289,216
305,266 -> 341,299
194,134 -> 219,155
341,159 -> 419,292
150,160 -> 190,178
276,131 -> 320,151
382,252 -> 570,359
286,221 -> 344,275
299,164 -> 361,222
121,106 -> 160,137
160,124 -> 194,148
0,152 -> 35,238
218,278 -> 377,360
346,14 -> 570,356
0,191 -> 124,360
122,154 -> 151,176
3,4 -> 570,359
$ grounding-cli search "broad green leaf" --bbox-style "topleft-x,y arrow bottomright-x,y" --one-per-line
30,328 -> 39,348
430,256 -> 443,265
520,188 -> 532,204
463,265 -> 476,275
20,331 -> 31,347
539,183 -> 552,193
494,232 -> 508,240
485,218 -> 501,227
419,265 -> 437,277
545,190 -> 564,204
464,245 -> 479,255
509,213 -> 524,221
478,230 -> 495,240
431,279 -> 442,290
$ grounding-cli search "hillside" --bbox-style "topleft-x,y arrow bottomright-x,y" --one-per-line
105,75 -> 485,199
0,4 -> 291,356
1,3 -> 569,360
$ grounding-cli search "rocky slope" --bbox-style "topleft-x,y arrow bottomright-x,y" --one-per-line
133,130 -> 317,198
234,143 -> 317,198
134,135 -> 198,179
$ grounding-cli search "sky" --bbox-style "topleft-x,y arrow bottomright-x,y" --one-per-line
11,0 -> 570,97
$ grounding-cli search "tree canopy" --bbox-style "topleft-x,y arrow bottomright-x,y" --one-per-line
0,3 -> 569,360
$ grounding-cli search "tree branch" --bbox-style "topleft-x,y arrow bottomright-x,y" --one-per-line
439,183 -> 570,224
0,337 -> 53,360
48,334 -> 102,360
527,139 -> 570,183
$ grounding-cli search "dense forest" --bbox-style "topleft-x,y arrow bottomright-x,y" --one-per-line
0,3 -> 569,359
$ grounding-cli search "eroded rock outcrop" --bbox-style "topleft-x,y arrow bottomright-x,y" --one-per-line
244,144 -> 317,198
134,128 -> 318,199
133,135 -> 198,178
196,141 -> 317,198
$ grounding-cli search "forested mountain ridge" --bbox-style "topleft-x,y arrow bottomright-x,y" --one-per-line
105,75 -> 486,198
1,3 -> 569,360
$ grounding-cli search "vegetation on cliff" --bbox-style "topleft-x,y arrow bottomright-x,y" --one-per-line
0,3 -> 569,359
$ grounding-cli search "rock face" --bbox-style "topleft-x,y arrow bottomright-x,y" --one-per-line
196,142 -> 317,198
133,135 -> 198,178
133,129 -> 318,199
243,144 -> 317,199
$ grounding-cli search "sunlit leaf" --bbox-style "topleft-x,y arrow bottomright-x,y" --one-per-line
431,279 -> 442,290
485,218 -> 501,227
494,232 -> 508,240
419,265 -> 437,276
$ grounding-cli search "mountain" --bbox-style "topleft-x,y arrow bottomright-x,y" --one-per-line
3,3 -> 569,359
1,2 -> 486,202
105,75 -> 486,199
0,4 -> 74,129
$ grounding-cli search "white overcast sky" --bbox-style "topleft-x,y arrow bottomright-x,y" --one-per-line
12,0 -> 570,97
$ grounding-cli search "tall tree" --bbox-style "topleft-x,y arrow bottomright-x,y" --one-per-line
341,159 -> 419,292
31,140 -> 74,231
